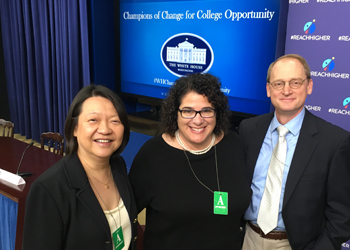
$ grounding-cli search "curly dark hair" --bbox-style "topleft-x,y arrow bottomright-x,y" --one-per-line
160,73 -> 230,137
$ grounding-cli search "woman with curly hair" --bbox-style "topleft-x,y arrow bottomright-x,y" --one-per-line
129,73 -> 251,250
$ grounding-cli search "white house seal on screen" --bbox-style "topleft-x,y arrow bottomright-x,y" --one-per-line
160,33 -> 214,77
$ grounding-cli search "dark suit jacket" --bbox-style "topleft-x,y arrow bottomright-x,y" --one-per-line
239,110 -> 350,250
22,152 -> 138,250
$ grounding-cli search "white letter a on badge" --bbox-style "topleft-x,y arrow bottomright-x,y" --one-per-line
217,195 -> 224,205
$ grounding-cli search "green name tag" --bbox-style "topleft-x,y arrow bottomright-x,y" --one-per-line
213,191 -> 228,215
112,226 -> 125,250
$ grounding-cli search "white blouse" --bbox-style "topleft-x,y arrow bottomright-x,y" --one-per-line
104,199 -> 131,250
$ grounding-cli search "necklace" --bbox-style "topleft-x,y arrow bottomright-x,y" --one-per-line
183,145 -> 220,193
175,130 -> 216,155
183,145 -> 229,215
89,177 -> 121,231
87,169 -> 112,189
89,178 -> 126,249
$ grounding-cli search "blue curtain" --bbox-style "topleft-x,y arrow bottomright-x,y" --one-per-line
0,195 -> 18,250
0,0 -> 90,141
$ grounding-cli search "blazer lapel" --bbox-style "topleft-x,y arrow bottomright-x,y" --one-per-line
283,110 -> 319,208
111,157 -> 131,216
76,185 -> 111,236
63,153 -> 111,237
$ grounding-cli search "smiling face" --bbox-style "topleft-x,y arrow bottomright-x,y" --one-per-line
74,96 -> 124,163
177,91 -> 216,150
267,58 -> 313,124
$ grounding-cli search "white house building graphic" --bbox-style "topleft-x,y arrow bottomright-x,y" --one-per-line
166,38 -> 206,65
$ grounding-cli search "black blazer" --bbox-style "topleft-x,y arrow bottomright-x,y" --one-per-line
239,110 -> 350,250
22,152 -> 138,250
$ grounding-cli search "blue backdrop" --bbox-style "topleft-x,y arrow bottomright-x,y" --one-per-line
284,1 -> 350,249
284,1 -> 350,133
120,0 -> 282,115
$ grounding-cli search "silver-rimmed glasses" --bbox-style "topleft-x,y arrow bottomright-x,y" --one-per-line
269,78 -> 308,91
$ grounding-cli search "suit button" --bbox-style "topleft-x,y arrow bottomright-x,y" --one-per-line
133,218 -> 138,223
133,236 -> 137,241
105,241 -> 110,244
240,227 -> 243,232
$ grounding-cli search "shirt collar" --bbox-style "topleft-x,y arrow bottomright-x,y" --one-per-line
270,108 -> 305,136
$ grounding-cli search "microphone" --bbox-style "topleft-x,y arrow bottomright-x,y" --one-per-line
16,142 -> 34,177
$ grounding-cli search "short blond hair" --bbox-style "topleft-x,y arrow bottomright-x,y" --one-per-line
266,54 -> 311,83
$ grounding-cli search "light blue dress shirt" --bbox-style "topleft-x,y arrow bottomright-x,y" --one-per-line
244,108 -> 305,231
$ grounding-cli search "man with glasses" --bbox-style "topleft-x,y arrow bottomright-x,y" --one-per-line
239,54 -> 350,250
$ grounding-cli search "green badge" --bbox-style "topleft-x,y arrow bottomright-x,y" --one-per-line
213,191 -> 228,215
112,226 -> 125,250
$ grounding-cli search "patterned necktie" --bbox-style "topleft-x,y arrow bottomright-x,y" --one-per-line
257,125 -> 289,235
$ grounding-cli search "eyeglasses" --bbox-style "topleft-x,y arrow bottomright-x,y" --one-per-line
269,78 -> 308,91
178,108 -> 216,119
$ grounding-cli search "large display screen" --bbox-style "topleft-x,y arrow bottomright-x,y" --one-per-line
120,0 -> 281,115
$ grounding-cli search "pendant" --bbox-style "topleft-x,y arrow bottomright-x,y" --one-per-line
106,185 -> 109,189
113,226 -> 125,250
213,191 -> 228,215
